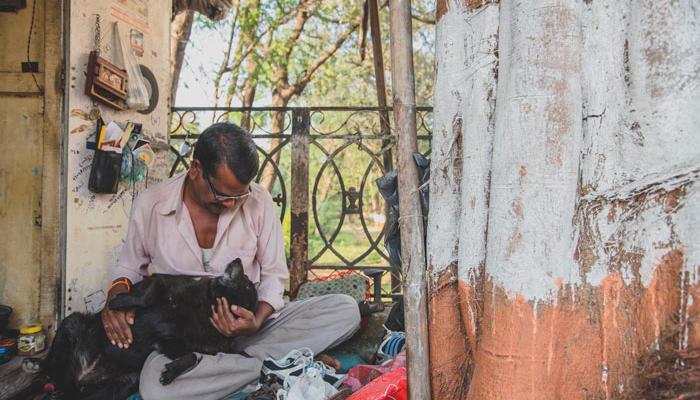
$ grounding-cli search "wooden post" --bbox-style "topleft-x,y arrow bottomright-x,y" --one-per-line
370,0 -> 391,145
369,0 -> 400,298
289,109 -> 310,296
40,0 -> 64,328
388,1 -> 431,398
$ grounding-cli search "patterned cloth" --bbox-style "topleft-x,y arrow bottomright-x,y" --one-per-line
295,272 -> 370,304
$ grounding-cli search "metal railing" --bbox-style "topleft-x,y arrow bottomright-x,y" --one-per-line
169,106 -> 433,301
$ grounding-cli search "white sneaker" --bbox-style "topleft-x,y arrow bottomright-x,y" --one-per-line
261,348 -> 346,389
261,348 -> 315,386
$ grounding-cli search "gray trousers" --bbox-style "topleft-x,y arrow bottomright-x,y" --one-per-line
139,294 -> 361,400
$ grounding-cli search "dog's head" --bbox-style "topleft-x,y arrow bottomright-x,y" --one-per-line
221,258 -> 244,284
211,258 -> 258,312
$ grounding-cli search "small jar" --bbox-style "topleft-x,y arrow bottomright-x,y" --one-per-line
18,322 -> 46,356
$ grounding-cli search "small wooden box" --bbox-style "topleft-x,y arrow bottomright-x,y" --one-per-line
85,51 -> 128,110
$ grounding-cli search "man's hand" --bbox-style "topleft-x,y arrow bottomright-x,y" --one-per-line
210,297 -> 261,337
101,283 -> 134,349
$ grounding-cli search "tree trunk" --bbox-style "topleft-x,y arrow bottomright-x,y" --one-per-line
170,11 -> 195,105
238,56 -> 259,130
429,0 -> 700,399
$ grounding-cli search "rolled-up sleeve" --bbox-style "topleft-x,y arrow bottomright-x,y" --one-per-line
254,194 -> 289,312
111,197 -> 151,284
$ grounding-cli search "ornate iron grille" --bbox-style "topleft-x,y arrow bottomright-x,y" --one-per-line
170,106 -> 433,301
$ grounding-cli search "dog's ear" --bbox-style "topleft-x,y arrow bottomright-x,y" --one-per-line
222,258 -> 243,284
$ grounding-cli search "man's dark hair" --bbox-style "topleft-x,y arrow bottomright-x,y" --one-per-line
193,122 -> 259,184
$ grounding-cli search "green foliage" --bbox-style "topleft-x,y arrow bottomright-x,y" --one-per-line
296,1 -> 435,107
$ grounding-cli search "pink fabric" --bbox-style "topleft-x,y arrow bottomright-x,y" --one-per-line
343,352 -> 407,392
111,173 -> 288,313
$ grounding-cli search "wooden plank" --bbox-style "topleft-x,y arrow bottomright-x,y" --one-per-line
369,0 -> 399,298
388,0 -> 431,398
369,0 -> 391,139
39,0 -> 63,331
0,96 -> 43,328
0,72 -> 43,95
289,109 -> 310,296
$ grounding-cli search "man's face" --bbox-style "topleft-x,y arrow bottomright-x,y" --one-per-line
191,161 -> 250,215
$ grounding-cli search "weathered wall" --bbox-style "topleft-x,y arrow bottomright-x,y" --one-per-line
64,0 -> 171,315
429,0 -> 699,398
0,0 -> 63,330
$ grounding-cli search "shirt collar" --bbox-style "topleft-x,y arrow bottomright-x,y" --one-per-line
158,173 -> 187,216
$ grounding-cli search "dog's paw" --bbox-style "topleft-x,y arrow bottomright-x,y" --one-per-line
159,353 -> 199,386
159,367 -> 178,386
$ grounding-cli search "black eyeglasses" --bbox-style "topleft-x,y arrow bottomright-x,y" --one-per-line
203,174 -> 251,201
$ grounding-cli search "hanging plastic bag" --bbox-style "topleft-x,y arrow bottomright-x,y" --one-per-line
276,368 -> 338,400
114,22 -> 149,111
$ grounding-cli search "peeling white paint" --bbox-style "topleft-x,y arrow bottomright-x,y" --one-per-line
623,1 -> 700,179
430,7 -> 699,395
580,0 -> 700,195
577,1 -> 700,290
430,1 -> 500,282
483,0 -> 584,301
580,161 -> 700,287
455,3 -> 500,286
580,0 -> 630,194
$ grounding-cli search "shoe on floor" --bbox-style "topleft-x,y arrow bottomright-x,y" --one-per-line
376,329 -> 405,364
260,347 -> 346,389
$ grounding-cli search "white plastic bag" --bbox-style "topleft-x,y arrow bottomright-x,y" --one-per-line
114,22 -> 149,111
276,368 -> 338,400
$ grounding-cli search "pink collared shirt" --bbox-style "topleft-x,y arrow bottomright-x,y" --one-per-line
111,173 -> 288,312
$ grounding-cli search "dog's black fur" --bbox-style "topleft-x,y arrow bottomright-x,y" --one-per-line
41,258 -> 257,400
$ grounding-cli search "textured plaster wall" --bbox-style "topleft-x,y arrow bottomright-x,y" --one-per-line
64,0 -> 172,315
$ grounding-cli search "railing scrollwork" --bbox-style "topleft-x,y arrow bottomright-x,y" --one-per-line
170,106 -> 432,301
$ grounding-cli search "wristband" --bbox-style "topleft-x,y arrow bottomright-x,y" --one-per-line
109,278 -> 132,293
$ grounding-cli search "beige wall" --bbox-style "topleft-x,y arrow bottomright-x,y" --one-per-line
64,0 -> 172,316
0,0 -> 62,330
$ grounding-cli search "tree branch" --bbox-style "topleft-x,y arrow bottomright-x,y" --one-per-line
291,21 -> 359,97
222,10 -> 294,75
412,13 -> 435,25
275,0 -> 320,84
212,6 -> 240,112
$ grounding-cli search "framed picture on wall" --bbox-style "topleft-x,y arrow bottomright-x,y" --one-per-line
85,51 -> 128,110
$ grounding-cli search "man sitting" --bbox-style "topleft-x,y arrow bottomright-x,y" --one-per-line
101,122 -> 360,399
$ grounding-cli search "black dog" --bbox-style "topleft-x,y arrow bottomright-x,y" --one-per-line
41,258 -> 257,400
